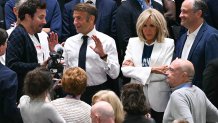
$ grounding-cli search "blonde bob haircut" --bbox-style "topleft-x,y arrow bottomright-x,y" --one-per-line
136,8 -> 169,43
92,90 -> 124,123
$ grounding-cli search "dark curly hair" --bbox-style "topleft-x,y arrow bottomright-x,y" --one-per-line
24,67 -> 52,99
121,83 -> 149,115
18,0 -> 46,21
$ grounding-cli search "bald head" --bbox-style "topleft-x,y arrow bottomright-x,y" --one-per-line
91,101 -> 115,123
172,58 -> 195,77
166,59 -> 195,88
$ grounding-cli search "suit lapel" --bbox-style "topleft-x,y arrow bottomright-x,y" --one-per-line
150,42 -> 162,66
188,23 -> 207,60
178,34 -> 187,57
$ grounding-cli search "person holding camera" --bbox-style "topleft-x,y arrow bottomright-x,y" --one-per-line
64,3 -> 120,105
6,0 -> 58,101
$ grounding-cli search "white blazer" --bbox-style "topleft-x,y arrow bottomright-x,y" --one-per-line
121,37 -> 174,112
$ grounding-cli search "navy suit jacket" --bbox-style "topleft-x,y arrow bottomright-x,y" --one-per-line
61,0 -> 117,41
6,24 -> 40,99
4,0 -> 62,37
0,63 -> 23,123
174,22 -> 218,88
114,0 -> 163,62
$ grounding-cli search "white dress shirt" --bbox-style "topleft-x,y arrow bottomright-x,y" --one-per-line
64,28 -> 120,86
181,24 -> 203,59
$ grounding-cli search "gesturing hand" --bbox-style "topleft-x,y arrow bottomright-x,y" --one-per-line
90,35 -> 106,57
48,32 -> 58,52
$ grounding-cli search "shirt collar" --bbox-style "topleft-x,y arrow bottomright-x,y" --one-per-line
187,23 -> 203,37
171,82 -> 192,92
144,40 -> 156,46
81,0 -> 96,5
79,27 -> 96,40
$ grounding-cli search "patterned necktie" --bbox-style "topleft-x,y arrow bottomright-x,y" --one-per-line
78,36 -> 88,70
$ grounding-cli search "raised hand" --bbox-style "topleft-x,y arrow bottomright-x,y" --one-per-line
47,32 -> 58,52
90,35 -> 106,57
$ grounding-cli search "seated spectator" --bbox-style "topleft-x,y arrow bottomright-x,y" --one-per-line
121,83 -> 156,123
92,90 -> 124,123
18,67 -> 66,123
91,101 -> 115,123
51,67 -> 91,123
0,28 -> 22,123
163,58 -> 218,123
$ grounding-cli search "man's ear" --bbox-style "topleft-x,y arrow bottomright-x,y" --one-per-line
89,15 -> 95,24
13,7 -> 18,16
183,72 -> 188,78
196,10 -> 203,18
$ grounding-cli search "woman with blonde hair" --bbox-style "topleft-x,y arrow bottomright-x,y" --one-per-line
92,90 -> 124,123
121,8 -> 174,123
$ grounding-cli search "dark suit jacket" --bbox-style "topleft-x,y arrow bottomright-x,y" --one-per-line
61,0 -> 117,41
114,0 -> 163,63
205,0 -> 218,30
4,0 -> 62,37
173,22 -> 218,88
202,58 -> 218,108
123,114 -> 156,123
0,63 -> 23,123
6,24 -> 40,99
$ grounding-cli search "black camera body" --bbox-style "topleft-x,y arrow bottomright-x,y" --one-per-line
47,51 -> 63,79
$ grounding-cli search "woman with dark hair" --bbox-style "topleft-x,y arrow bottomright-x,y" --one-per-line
121,83 -> 156,123
18,67 -> 66,123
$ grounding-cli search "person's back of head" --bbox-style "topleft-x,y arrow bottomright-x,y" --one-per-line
92,90 -> 124,123
121,83 -> 149,115
91,101 -> 115,123
24,67 -> 52,99
61,67 -> 87,98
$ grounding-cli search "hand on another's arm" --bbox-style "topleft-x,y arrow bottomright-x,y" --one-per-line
151,65 -> 168,74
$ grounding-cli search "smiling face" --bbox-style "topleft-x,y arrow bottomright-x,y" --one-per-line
73,11 -> 94,35
142,17 -> 157,44
179,0 -> 200,30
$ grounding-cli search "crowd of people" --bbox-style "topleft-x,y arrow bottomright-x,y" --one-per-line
1,0 -> 218,123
